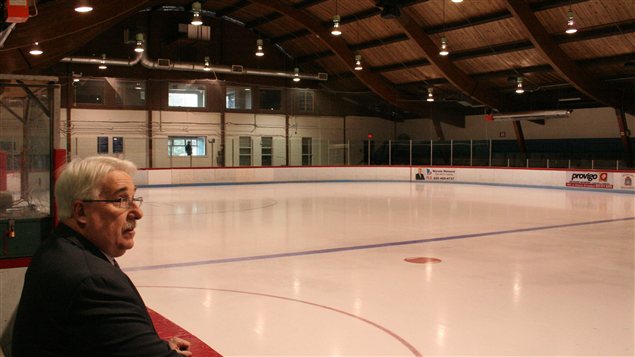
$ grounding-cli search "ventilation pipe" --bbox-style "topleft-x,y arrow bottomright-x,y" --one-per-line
61,36 -> 327,81
491,109 -> 572,121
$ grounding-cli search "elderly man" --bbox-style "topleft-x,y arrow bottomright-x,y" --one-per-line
12,156 -> 191,357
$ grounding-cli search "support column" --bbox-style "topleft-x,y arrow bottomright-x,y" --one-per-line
66,79 -> 73,161
513,121 -> 527,159
285,114 -> 290,166
615,108 -> 633,167
147,109 -> 153,168
220,112 -> 226,167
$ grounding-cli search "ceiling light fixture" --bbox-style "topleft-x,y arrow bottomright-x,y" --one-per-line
354,54 -> 363,71
203,56 -> 211,71
293,67 -> 301,82
134,33 -> 145,53
331,15 -> 342,36
439,36 -> 449,56
74,0 -> 93,13
191,2 -> 203,26
29,42 -> 43,55
98,54 -> 107,70
565,9 -> 577,34
427,87 -> 435,102
439,1 -> 449,56
451,0 -> 463,3
515,77 -> 524,94
331,0 -> 341,36
255,39 -> 264,57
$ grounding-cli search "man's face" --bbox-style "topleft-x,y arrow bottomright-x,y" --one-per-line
81,170 -> 143,257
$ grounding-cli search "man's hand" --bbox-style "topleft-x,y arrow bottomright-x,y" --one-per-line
168,336 -> 192,356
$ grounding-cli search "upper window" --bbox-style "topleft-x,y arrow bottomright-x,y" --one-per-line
74,79 -> 105,105
226,87 -> 252,110
114,80 -> 146,107
296,90 -> 314,113
259,89 -> 282,111
168,83 -> 206,108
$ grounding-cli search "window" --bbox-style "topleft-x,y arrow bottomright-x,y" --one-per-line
296,90 -> 314,113
112,137 -> 124,153
259,89 -> 282,111
97,136 -> 109,154
226,87 -> 252,110
302,137 -> 312,166
114,80 -> 146,107
168,137 -> 206,156
261,137 -> 273,166
239,136 -> 252,166
168,83 -> 206,108
75,79 -> 105,105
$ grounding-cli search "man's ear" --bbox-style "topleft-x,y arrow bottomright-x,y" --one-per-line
72,201 -> 88,225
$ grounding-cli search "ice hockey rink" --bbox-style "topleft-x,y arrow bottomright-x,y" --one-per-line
117,181 -> 635,357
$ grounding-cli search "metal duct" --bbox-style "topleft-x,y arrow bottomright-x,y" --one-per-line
492,109 -> 572,121
61,41 -> 327,81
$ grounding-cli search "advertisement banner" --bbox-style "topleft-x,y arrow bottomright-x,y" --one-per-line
616,173 -> 634,190
565,171 -> 613,189
414,168 -> 457,182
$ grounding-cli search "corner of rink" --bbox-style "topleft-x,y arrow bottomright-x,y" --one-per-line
147,307 -> 223,357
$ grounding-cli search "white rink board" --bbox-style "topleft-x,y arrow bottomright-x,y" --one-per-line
136,166 -> 634,193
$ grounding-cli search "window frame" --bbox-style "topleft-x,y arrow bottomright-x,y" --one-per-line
168,136 -> 207,157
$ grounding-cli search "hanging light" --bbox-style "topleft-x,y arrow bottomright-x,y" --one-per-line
439,36 -> 449,56
427,87 -> 435,102
293,67 -> 301,82
451,0 -> 463,3
29,42 -> 43,56
565,9 -> 577,34
74,0 -> 93,13
98,54 -> 107,70
191,2 -> 203,26
331,15 -> 342,36
203,56 -> 211,71
255,39 -> 264,57
515,77 -> 524,94
354,54 -> 363,71
134,33 -> 144,53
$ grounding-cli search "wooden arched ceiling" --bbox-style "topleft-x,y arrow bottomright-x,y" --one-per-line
1,0 -> 634,118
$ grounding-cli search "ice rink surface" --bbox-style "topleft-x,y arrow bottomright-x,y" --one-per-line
118,182 -> 635,357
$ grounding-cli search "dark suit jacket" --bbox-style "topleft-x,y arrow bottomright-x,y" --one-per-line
12,223 -> 181,357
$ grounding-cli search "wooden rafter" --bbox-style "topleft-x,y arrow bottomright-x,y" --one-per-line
396,9 -> 503,110
248,0 -> 427,116
505,0 -> 635,115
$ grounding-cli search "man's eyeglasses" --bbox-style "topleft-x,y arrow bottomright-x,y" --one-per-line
82,197 -> 143,209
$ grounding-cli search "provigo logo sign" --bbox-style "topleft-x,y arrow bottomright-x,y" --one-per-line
566,171 -> 613,189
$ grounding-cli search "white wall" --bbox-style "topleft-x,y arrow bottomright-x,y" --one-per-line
60,108 -> 149,167
151,110 -> 221,168
56,107 -> 634,169
396,119 -> 437,140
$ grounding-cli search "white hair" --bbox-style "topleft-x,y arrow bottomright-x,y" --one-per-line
55,156 -> 137,220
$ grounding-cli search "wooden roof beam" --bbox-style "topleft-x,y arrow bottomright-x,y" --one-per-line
506,0 -> 635,114
248,0 -> 428,116
214,0 -> 250,17
396,9 -> 504,110
294,2 -> 623,65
